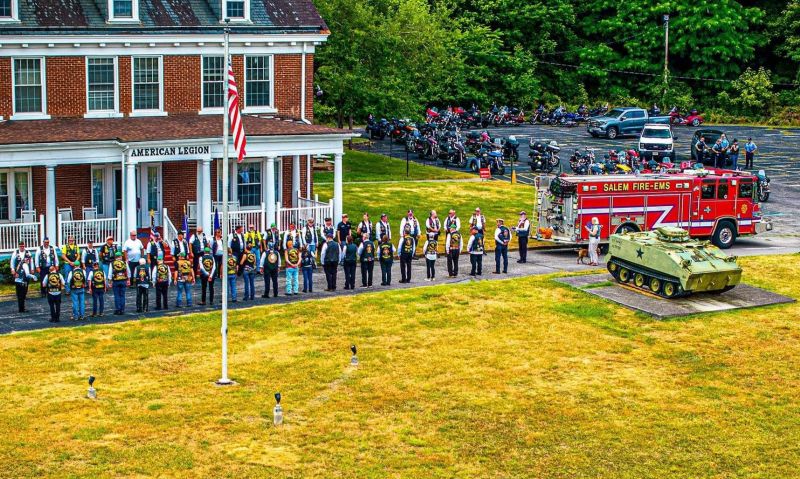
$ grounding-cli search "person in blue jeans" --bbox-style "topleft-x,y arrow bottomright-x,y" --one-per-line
88,266 -> 107,317
110,251 -> 130,315
301,246 -> 315,293
284,240 -> 300,295
66,261 -> 87,321
173,252 -> 195,307
240,244 -> 258,301
226,250 -> 239,302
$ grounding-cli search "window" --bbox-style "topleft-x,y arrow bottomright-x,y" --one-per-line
627,110 -> 645,119
87,57 -> 116,112
0,173 -> 8,221
0,169 -> 32,222
92,168 -> 105,216
146,166 -> 159,214
245,56 -> 272,109
14,171 -> 29,219
202,56 -> 225,110
226,0 -> 244,18
132,57 -> 161,112
701,180 -> 716,200
738,180 -> 754,199
13,58 -> 45,115
113,0 -> 132,16
108,0 -> 137,20
717,181 -> 729,200
237,162 -> 262,207
0,0 -> 18,20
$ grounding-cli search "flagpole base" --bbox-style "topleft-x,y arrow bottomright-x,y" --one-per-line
215,378 -> 236,386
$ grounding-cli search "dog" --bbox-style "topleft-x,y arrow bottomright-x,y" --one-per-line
577,247 -> 590,264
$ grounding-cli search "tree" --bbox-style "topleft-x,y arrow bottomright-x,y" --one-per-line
719,67 -> 776,116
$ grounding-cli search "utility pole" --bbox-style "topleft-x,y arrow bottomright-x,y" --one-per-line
662,14 -> 669,106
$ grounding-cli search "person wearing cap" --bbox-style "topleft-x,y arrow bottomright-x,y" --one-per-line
134,258 -> 151,314
493,219 -> 511,274
469,207 -> 486,234
243,224 -> 263,271
422,235 -> 439,281
585,217 -> 602,266
467,227 -> 484,276
99,235 -> 118,280
198,246 -> 217,305
212,228 -> 225,279
375,213 -> 391,244
263,223 -> 281,257
302,218 -> 319,262
110,251 -> 131,315
225,248 -> 239,303
336,214 -> 352,250
123,230 -> 144,284
229,224 -> 245,262
61,236 -> 81,286
300,245 -> 316,293
514,211 -> 531,263
283,222 -> 305,252
13,253 -> 37,313
399,210 -> 420,255
342,235 -> 358,290
445,224 -> 463,277
357,232 -> 375,288
35,237 -> 59,297
147,232 -> 169,269
320,233 -> 342,291
10,240 -> 32,275
66,260 -> 87,321
189,226 -> 210,276
172,230 -> 190,263
88,263 -> 108,317
744,137 -> 757,169
425,210 -> 441,241
259,240 -> 281,298
173,251 -> 195,307
729,138 -> 740,170
240,244 -> 258,301
152,254 -> 172,310
444,209 -> 461,232
320,217 -> 335,245
378,235 -> 394,286
397,227 -> 416,283
42,264 -> 66,323
82,239 -> 99,274
357,213 -> 373,245
284,239 -> 301,295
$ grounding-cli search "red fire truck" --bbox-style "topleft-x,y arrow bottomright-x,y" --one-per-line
535,170 -> 772,249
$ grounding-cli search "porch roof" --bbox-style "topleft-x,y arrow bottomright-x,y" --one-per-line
0,115 -> 350,146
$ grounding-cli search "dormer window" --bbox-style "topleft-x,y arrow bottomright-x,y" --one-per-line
108,0 -> 139,22
224,0 -> 249,21
0,0 -> 19,22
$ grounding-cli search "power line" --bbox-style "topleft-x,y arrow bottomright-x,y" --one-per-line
533,29 -> 654,58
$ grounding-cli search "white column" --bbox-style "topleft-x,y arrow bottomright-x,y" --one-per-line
45,166 -> 57,242
292,154 -> 301,207
196,160 -> 204,232
333,152 -> 343,223
201,159 -> 212,233
306,155 -> 312,198
265,155 -> 276,228
300,43 -> 307,122
125,162 -> 137,233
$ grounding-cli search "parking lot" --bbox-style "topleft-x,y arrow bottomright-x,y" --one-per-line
362,123 -> 800,238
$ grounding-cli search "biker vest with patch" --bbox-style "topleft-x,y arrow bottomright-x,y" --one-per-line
304,227 -> 315,245
46,272 -> 63,294
445,217 -> 459,231
135,265 -> 151,288
245,231 -> 262,249
227,257 -> 238,276
449,232 -> 461,250
176,259 -> 192,282
499,226 -> 510,243
401,237 -> 414,256
361,242 -> 375,262
470,236 -> 484,253
39,247 -> 56,269
286,248 -> 300,267
84,249 -> 98,268
100,244 -> 116,263
91,270 -> 106,290
323,241 -> 340,264
201,255 -> 215,277
243,252 -> 257,272
265,250 -> 280,271
301,253 -> 314,269
112,259 -> 128,281
155,264 -> 170,284
380,244 -> 393,261
64,245 -> 80,263
70,269 -> 86,290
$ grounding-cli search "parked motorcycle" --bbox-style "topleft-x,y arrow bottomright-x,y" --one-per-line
528,140 -> 561,174
501,136 -> 520,162
366,115 -> 387,140
440,133 -> 467,168
669,107 -> 704,127
756,170 -> 771,202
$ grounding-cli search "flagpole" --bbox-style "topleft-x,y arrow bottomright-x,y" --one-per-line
217,20 -> 233,386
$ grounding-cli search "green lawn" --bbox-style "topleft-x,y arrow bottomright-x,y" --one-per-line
314,149 -> 472,183
1,255 -> 799,477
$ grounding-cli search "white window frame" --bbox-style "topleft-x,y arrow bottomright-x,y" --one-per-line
130,55 -> 166,117
11,57 -> 49,120
222,0 -> 250,23
85,56 -> 122,119
199,55 -> 225,114
242,55 -> 276,114
0,167 -> 33,223
107,0 -> 139,22
0,0 -> 19,22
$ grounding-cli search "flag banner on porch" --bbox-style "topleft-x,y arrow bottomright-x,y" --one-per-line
214,208 -> 220,232
227,60 -> 247,163
183,211 -> 189,235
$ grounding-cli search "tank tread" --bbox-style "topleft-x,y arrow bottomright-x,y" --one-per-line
607,257 -> 690,299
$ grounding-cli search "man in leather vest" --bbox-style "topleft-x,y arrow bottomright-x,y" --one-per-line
198,247 -> 216,305
320,233 -> 342,291
134,258 -> 151,313
189,226 -> 209,276
82,239 -> 99,274
229,224 -> 245,263
152,255 -> 172,310
514,211 -> 531,263
110,251 -> 130,315
13,253 -> 37,313
493,218 -> 511,274
397,231 -> 415,284
88,265 -> 108,317
259,241 -> 281,298
36,237 -> 59,298
67,261 -> 87,321
378,235 -> 394,286
445,224 -> 463,277
42,264 -> 65,323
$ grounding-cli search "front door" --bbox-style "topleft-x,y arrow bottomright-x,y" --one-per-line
139,164 -> 162,227
113,168 -> 123,215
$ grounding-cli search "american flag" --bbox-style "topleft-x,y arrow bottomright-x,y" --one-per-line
227,61 -> 247,163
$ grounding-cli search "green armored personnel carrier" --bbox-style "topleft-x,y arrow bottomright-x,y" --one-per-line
605,226 -> 742,298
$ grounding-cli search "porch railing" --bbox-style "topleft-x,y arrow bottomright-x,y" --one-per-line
162,207 -> 178,244
277,198 -> 333,230
58,211 -> 121,248
0,215 -> 44,253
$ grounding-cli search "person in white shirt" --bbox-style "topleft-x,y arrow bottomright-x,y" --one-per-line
357,213 -> 373,242
469,207 -> 486,233
302,218 -> 320,259
13,254 -> 37,313
282,223 -> 304,251
493,218 -> 511,274
422,237 -> 439,281
585,217 -> 602,266
514,211 -> 531,263
35,238 -> 59,297
10,241 -> 32,272
444,209 -> 461,232
426,210 -> 441,240
445,224 -> 463,277
467,228 -> 484,276
399,210 -> 421,255
375,213 -> 392,242
123,230 -> 144,279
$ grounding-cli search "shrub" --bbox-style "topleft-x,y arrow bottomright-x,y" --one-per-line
721,67 -> 777,117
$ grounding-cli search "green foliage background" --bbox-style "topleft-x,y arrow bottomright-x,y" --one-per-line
313,0 -> 800,124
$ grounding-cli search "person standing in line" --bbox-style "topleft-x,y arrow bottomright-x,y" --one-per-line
357,213 -> 373,245
174,252 -> 195,307
445,224 -> 463,277
282,222 -> 305,252
42,264 -> 66,323
357,233 -> 375,288
88,265 -> 107,318
263,223 -> 281,257
82,239 -> 99,275
301,246 -> 315,293
172,230 -> 190,261
303,218 -> 319,262
226,249 -> 239,303
35,237 -> 59,297
61,236 -> 80,287
284,240 -> 301,296
422,236 -> 438,281
110,251 -> 130,315
729,139 -> 740,170
152,255 -> 172,310
515,211 -> 531,264
426,210 -> 441,241
10,240 -> 32,274
719,133 -> 730,166
66,261 -> 87,321
99,235 -> 117,280
378,235 -> 394,286
260,241 -> 281,298
243,224 -> 262,272
239,244 -> 257,301
123,230 -> 144,283
336,214 -> 352,250
320,233 -> 341,291
467,228 -> 484,276
399,210 -> 421,254
212,228 -> 225,279
342,236 -> 358,290
198,247 -> 216,305
469,207 -> 486,234
397,229 -> 415,284
493,218 -> 510,274
585,217 -> 602,266
375,213 -> 392,245
229,224 -> 245,263
694,136 -> 708,164
147,232 -> 167,269
189,226 -> 210,276
134,258 -> 151,313
444,209 -> 461,232
13,255 -> 37,313
744,137 -> 758,169
320,217 -> 336,247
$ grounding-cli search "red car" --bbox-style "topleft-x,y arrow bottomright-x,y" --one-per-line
669,108 -> 704,127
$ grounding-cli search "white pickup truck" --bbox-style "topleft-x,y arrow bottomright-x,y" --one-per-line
638,123 -> 676,162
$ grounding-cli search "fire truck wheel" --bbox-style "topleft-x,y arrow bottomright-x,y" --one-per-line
712,221 -> 737,249
606,127 -> 619,139
616,223 -> 640,235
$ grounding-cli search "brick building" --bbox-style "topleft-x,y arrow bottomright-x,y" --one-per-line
0,0 -> 351,250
